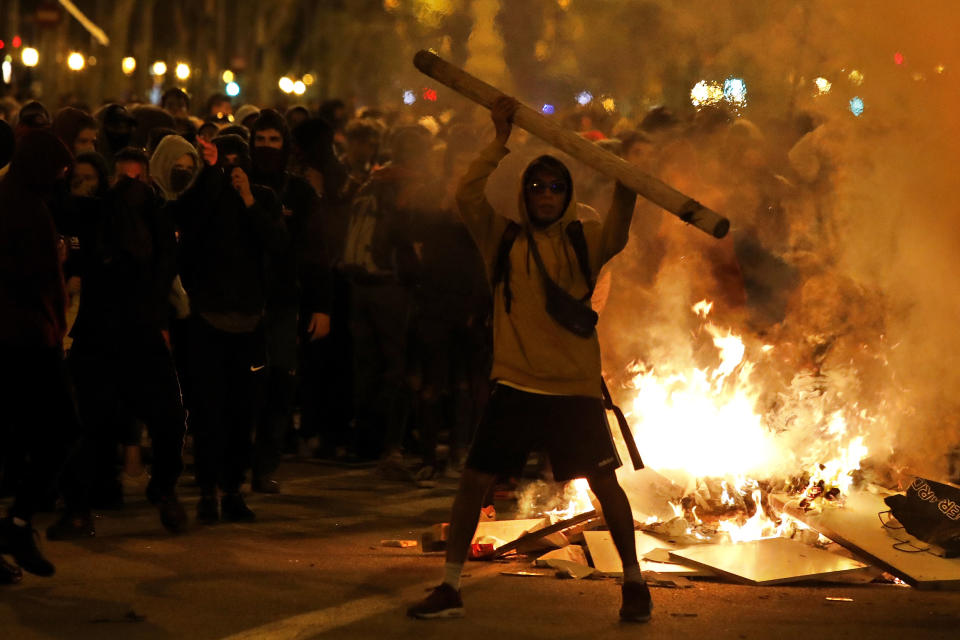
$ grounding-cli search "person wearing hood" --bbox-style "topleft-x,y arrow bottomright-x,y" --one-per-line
248,109 -> 331,491
407,98 -> 651,623
95,104 -> 137,174
0,130 -> 79,579
235,104 -> 260,130
52,107 -> 98,157
47,165 -> 187,538
172,132 -> 286,524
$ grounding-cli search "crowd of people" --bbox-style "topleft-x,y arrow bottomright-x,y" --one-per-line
0,80 -> 838,593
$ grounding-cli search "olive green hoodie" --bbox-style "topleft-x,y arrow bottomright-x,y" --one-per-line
455,141 -> 636,398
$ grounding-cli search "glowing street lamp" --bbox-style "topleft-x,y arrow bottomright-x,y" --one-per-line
67,52 -> 85,71
226,81 -> 240,97
175,62 -> 190,80
151,60 -> 167,76
278,76 -> 294,93
222,69 -> 235,84
121,56 -> 136,75
292,80 -> 306,96
21,47 -> 39,67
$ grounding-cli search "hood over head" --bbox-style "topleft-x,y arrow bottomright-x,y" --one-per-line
249,108 -> 290,180
6,129 -> 73,194
235,104 -> 261,127
52,107 -> 97,153
212,133 -> 251,173
519,154 -> 575,230
130,105 -> 176,148
15,101 -> 51,140
150,134 -> 200,201
96,103 -> 137,152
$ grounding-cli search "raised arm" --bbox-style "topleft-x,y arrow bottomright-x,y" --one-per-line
594,181 -> 638,270
454,96 -> 519,268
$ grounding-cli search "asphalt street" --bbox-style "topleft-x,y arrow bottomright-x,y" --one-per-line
2,461 -> 959,639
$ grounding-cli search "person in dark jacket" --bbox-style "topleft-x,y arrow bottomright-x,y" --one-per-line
47,176 -> 188,537
0,130 -> 78,579
248,109 -> 331,491
173,133 -> 287,524
95,104 -> 137,174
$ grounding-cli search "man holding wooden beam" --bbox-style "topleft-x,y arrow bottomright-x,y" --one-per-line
407,97 -> 652,623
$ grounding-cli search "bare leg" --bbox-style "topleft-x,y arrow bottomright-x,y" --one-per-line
445,468 -> 497,565
587,469 -> 639,571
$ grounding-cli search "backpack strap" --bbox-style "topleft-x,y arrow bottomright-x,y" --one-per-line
491,221 -> 521,313
565,220 -> 594,298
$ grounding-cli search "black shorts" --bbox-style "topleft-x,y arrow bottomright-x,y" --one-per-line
465,384 -> 621,482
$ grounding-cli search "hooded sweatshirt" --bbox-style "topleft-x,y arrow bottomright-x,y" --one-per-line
0,130 -> 73,348
455,141 -> 636,398
150,134 -> 200,202
52,107 -> 97,155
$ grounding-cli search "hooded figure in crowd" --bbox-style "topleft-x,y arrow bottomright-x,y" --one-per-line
171,131 -> 287,524
52,107 -> 98,157
14,101 -> 51,140
248,109 -> 332,484
0,130 -> 79,580
48,169 -> 187,539
150,134 -> 200,203
96,104 -> 137,173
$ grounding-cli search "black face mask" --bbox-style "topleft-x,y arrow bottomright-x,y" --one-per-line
252,146 -> 286,175
169,167 -> 193,193
104,129 -> 132,152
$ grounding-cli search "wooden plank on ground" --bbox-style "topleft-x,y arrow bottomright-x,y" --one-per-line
770,491 -> 960,590
492,510 -> 600,558
667,537 -> 867,586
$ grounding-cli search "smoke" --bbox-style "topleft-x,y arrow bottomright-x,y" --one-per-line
580,1 -> 960,482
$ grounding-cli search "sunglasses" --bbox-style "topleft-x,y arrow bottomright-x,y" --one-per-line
526,180 -> 568,195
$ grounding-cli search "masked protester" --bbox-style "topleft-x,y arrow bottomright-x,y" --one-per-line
95,104 -> 137,174
0,130 -> 78,580
248,109 -> 332,486
171,132 -> 287,524
47,171 -> 188,538
407,97 -> 651,623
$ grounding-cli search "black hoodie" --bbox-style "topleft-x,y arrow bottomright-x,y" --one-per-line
171,138 -> 287,322
0,130 -> 73,348
250,110 -> 331,314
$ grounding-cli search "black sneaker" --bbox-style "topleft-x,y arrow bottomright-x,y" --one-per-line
0,517 -> 55,577
155,494 -> 188,534
619,581 -> 652,623
407,583 -> 465,619
196,494 -> 219,525
46,512 -> 96,541
1,556 -> 22,585
221,493 -> 256,522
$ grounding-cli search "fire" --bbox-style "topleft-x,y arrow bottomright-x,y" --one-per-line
618,300 -> 876,541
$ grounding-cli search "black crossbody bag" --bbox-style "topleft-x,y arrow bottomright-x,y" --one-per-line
524,223 -> 598,338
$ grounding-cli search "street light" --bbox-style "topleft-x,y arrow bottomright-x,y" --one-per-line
222,69 -> 235,84
278,76 -> 294,93
67,52 -> 85,71
21,47 -> 39,67
152,60 -> 167,76
175,62 -> 190,80
225,81 -> 240,97
121,56 -> 136,75
292,80 -> 306,95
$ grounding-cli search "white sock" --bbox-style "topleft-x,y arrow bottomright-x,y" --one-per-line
12,517 -> 28,527
442,562 -> 464,590
623,563 -> 644,584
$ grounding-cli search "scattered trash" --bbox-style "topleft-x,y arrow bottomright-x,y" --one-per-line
825,597 -> 854,602
500,570 -> 551,578
380,539 -> 417,548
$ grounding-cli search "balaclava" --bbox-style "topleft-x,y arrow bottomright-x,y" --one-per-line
213,133 -> 252,176
98,104 -> 136,153
250,108 -> 289,186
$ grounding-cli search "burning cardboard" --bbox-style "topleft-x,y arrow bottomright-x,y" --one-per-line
583,530 -> 712,577
771,490 -> 960,589
667,537 -> 867,586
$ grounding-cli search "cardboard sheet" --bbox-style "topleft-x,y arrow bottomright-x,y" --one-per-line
771,491 -> 960,590
583,530 -> 711,577
667,537 -> 867,585
472,518 -> 548,549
